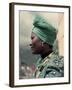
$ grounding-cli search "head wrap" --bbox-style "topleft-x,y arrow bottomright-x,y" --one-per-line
32,15 -> 57,46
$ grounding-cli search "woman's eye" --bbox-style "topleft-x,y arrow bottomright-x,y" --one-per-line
31,36 -> 35,40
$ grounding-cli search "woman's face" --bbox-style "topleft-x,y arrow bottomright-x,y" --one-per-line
30,32 -> 43,54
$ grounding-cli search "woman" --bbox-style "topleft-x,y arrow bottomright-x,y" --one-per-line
30,15 -> 64,78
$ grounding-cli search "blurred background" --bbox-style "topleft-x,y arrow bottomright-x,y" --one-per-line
19,11 -> 64,79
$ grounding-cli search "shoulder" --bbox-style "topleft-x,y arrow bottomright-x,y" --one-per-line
44,54 -> 64,78
47,53 -> 64,68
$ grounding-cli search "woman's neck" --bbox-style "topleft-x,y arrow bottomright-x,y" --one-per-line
41,50 -> 52,59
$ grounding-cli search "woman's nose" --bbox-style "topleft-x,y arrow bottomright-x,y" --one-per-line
29,44 -> 32,46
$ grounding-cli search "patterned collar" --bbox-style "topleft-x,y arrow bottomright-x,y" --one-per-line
36,52 -> 53,68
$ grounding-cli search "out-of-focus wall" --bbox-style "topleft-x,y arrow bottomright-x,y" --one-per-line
57,14 -> 64,56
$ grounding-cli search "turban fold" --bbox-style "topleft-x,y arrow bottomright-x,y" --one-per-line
32,15 -> 57,46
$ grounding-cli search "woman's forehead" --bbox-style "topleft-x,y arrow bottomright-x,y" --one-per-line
31,32 -> 42,41
31,32 -> 37,37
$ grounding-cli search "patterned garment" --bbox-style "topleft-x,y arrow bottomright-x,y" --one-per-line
33,53 -> 64,78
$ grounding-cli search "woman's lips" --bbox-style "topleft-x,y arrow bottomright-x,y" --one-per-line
31,46 -> 34,49
29,44 -> 32,46
29,44 -> 34,49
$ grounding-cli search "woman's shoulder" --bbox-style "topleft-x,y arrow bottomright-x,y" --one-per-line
47,53 -> 64,68
44,53 -> 64,78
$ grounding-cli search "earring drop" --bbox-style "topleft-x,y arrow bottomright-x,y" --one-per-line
42,42 -> 44,46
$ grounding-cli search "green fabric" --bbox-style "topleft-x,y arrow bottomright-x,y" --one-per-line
34,53 -> 64,78
32,15 -> 57,45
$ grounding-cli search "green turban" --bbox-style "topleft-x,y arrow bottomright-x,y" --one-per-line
32,15 -> 57,46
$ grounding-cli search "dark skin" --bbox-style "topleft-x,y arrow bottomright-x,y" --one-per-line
30,32 -> 53,59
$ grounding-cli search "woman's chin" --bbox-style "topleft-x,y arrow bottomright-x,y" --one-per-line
32,51 -> 36,54
31,50 -> 38,54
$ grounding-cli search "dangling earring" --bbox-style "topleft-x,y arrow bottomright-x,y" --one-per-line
41,42 -> 44,47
